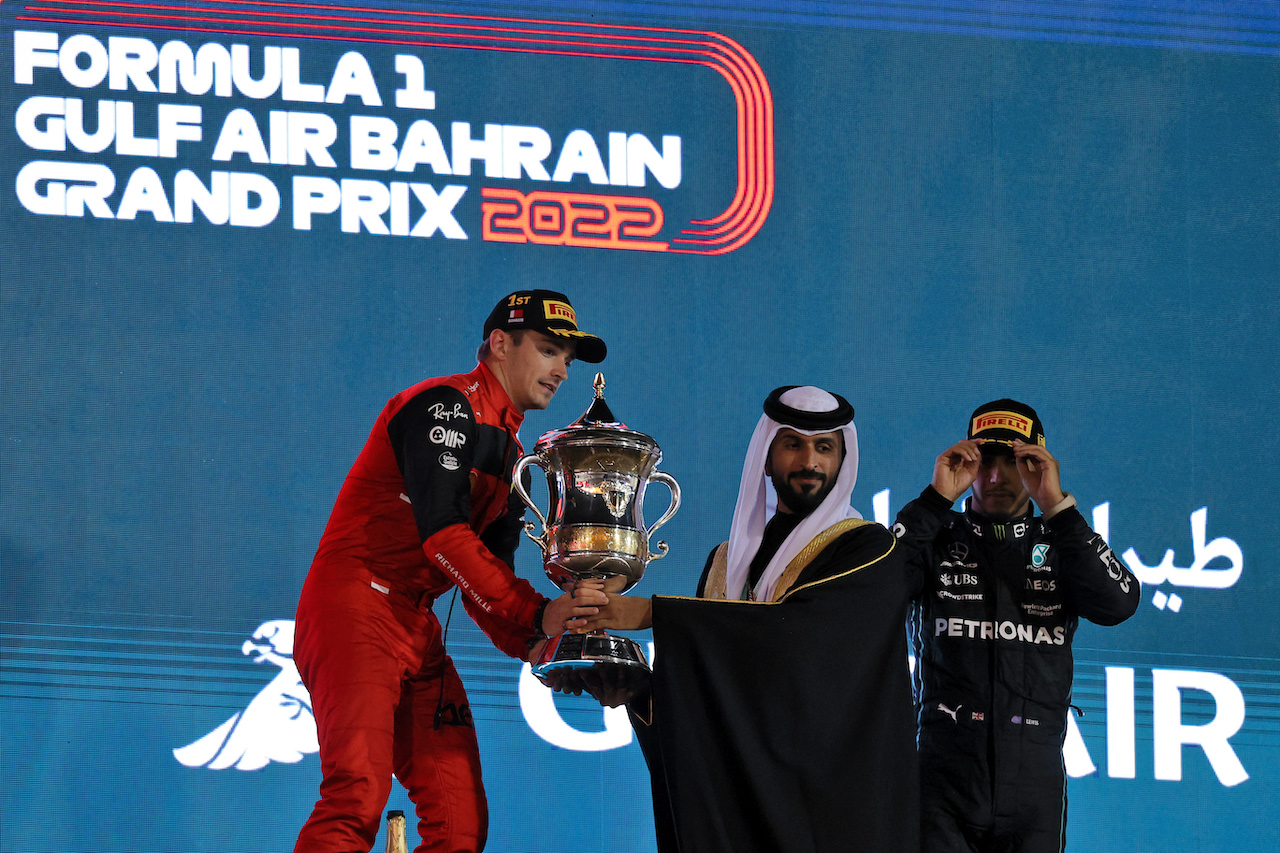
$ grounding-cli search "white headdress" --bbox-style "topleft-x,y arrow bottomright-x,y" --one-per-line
723,386 -> 860,602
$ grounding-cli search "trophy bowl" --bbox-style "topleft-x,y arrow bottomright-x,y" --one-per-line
513,374 -> 679,681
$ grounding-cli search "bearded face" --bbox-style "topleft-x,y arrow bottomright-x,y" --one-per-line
765,428 -> 843,515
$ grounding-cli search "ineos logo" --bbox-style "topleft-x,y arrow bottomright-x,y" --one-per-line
429,425 -> 467,448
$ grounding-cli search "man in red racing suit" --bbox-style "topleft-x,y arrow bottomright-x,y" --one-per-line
893,399 -> 1139,853
293,290 -> 608,853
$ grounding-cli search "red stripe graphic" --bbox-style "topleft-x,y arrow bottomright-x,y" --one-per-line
16,0 -> 774,254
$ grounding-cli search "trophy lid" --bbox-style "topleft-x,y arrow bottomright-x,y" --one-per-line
534,373 -> 659,454
577,373 -> 623,428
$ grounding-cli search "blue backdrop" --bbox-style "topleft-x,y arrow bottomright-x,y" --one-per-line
2,1 -> 1277,851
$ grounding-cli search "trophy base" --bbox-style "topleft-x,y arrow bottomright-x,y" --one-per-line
532,631 -> 650,682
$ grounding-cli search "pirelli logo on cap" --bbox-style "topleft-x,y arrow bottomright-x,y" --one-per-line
972,411 -> 1033,437
544,300 -> 578,326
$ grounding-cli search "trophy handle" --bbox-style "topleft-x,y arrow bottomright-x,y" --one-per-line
644,470 -> 681,561
511,454 -> 549,549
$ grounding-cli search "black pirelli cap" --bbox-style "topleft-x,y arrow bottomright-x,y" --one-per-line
967,399 -> 1045,446
483,290 -> 606,363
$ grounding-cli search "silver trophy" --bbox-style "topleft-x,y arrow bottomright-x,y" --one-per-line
513,373 -> 680,681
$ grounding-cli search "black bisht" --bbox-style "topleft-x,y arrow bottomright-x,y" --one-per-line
630,525 -> 920,853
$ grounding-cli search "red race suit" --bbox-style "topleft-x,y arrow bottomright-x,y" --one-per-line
294,361 -> 546,853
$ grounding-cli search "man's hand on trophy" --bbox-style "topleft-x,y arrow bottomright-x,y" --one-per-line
537,668 -> 582,695
541,665 -> 647,708
582,664 -> 647,707
525,638 -> 548,666
544,582 -> 608,636
573,594 -> 654,632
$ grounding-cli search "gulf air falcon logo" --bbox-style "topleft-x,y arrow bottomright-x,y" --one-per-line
173,620 -> 318,771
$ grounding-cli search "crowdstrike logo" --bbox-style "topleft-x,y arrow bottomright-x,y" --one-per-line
937,590 -> 984,601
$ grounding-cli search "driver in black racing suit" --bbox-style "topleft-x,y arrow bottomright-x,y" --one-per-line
893,399 -> 1139,853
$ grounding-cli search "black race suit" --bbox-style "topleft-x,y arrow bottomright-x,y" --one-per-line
894,487 -> 1139,853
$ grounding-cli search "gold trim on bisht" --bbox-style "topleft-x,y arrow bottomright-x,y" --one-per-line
702,517 -> 877,602
703,543 -> 732,600
773,518 -> 873,599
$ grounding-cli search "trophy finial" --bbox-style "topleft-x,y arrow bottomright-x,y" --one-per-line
578,372 -> 618,426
